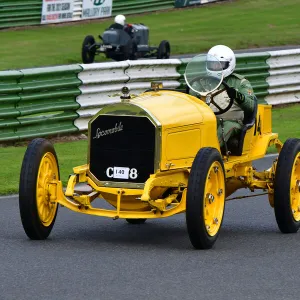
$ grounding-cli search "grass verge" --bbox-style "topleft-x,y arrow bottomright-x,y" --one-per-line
0,0 -> 299,70
0,104 -> 299,196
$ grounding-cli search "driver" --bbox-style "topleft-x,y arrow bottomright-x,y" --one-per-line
109,15 -> 126,30
190,45 -> 256,149
109,15 -> 134,38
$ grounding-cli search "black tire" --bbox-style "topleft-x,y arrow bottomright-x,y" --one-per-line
19,138 -> 59,240
186,148 -> 225,249
122,40 -> 132,61
82,35 -> 96,64
126,218 -> 147,224
130,42 -> 138,60
274,138 -> 300,233
157,40 -> 171,59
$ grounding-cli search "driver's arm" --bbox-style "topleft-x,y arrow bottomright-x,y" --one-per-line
227,78 -> 255,113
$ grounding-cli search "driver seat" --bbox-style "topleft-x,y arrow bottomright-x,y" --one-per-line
225,96 -> 258,156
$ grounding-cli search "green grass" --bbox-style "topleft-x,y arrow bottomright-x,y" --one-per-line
0,0 -> 299,70
1,104 -> 299,196
0,140 -> 88,195
272,104 -> 300,143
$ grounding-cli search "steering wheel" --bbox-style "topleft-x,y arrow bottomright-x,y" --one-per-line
186,76 -> 234,115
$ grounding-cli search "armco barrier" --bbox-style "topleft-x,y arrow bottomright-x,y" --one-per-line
126,59 -> 181,92
73,0 -> 83,21
0,0 -> 42,29
73,0 -> 174,22
75,59 -> 181,131
112,0 -> 174,15
0,71 -> 23,141
75,61 -> 130,131
1,0 -> 174,29
266,49 -> 300,105
235,53 -> 270,102
175,0 -> 223,8
0,49 -> 299,142
0,65 -> 82,142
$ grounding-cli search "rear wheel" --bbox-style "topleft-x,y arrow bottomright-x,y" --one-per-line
157,40 -> 171,59
130,42 -> 138,60
82,35 -> 96,64
19,138 -> 59,240
186,148 -> 225,249
274,138 -> 300,233
126,218 -> 147,224
122,40 -> 132,61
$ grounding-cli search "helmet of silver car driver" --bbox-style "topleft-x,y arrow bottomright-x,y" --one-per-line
114,15 -> 126,26
207,45 -> 236,78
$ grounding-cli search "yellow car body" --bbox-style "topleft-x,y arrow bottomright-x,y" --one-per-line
57,90 -> 281,217
19,87 -> 300,249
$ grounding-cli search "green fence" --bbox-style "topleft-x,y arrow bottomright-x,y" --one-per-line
0,0 -> 175,29
174,0 -> 222,8
0,65 -> 82,142
177,53 -> 270,103
0,52 -> 287,142
0,71 -> 23,141
0,0 -> 42,29
112,0 -> 174,15
235,53 -> 270,101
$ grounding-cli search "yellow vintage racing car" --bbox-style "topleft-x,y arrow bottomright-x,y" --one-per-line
19,55 -> 300,249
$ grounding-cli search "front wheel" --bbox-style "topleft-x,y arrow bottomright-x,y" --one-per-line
186,148 -> 225,249
274,138 -> 300,233
157,40 -> 170,59
19,138 -> 59,240
82,35 -> 96,64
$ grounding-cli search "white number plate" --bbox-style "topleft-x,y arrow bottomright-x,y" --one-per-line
113,167 -> 129,179
106,167 -> 138,180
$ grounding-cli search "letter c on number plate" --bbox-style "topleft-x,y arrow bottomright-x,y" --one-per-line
106,167 -> 114,178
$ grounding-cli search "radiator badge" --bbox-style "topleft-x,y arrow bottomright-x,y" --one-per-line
93,122 -> 123,139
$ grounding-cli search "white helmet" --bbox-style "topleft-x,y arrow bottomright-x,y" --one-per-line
114,15 -> 126,26
207,45 -> 236,78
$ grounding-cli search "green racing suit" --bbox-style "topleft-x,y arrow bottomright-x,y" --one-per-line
190,73 -> 256,148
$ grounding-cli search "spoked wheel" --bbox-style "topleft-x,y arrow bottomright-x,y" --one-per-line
126,219 -> 147,224
274,138 -> 300,233
157,40 -> 171,59
19,138 -> 59,240
186,147 -> 225,249
82,35 -> 96,64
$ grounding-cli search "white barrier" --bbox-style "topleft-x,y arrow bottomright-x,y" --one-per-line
75,59 -> 181,131
73,0 -> 83,21
266,49 -> 300,105
126,59 -> 181,93
75,61 -> 129,130
74,50 -> 300,131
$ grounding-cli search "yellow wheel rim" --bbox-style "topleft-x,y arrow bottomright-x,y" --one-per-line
36,152 -> 58,227
203,161 -> 225,236
290,153 -> 300,222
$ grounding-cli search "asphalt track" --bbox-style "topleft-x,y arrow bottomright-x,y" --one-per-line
1,154 -> 299,300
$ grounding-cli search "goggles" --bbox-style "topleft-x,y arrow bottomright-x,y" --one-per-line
207,60 -> 229,71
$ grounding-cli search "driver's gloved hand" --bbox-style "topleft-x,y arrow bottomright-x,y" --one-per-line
226,86 -> 245,104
